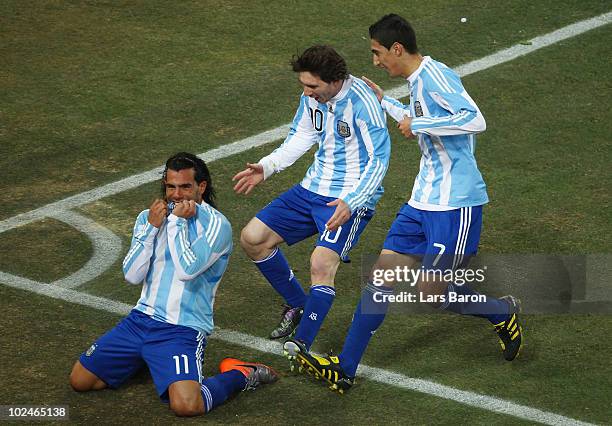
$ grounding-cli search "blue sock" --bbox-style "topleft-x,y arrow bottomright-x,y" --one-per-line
200,370 -> 246,413
339,282 -> 392,377
253,248 -> 306,308
294,285 -> 336,349
440,283 -> 510,324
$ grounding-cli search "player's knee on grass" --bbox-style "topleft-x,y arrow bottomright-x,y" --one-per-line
310,247 -> 340,285
170,398 -> 205,417
69,361 -> 105,392
169,381 -> 205,417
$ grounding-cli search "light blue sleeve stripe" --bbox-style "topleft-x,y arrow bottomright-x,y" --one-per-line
345,160 -> 385,211
169,209 -> 233,280
381,96 -> 411,122
382,95 -> 409,110
352,80 -> 385,127
180,225 -> 197,265
424,62 -> 454,93
427,61 -> 465,93
412,109 -> 477,132
122,210 -> 158,284
174,218 -> 199,271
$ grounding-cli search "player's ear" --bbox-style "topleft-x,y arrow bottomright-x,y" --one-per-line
198,180 -> 207,199
392,42 -> 403,55
160,179 -> 167,199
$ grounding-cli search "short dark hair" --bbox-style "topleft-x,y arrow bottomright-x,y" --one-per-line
291,45 -> 348,83
162,152 -> 217,208
369,14 -> 418,54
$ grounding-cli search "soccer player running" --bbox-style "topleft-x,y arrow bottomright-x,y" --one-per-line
233,46 -> 391,358
69,152 -> 278,416
291,14 -> 523,393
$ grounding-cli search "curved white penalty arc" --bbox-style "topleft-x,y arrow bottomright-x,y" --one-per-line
47,210 -> 122,289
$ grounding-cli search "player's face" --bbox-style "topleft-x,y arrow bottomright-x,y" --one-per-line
298,71 -> 342,104
164,168 -> 206,203
370,39 -> 402,77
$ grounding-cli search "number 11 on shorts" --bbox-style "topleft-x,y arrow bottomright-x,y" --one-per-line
173,354 -> 189,374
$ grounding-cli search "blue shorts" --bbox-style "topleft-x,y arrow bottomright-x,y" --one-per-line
79,309 -> 206,401
383,204 -> 482,270
256,184 -> 374,262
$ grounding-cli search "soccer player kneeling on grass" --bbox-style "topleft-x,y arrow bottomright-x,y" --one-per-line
291,15 -> 523,393
69,152 -> 278,416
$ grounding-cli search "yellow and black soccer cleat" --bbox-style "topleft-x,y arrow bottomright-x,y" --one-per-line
494,295 -> 523,361
283,339 -> 354,394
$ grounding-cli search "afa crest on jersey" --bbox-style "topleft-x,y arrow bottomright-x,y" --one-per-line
414,101 -> 424,117
337,120 -> 351,138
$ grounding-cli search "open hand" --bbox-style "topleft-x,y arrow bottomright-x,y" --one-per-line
232,163 -> 265,195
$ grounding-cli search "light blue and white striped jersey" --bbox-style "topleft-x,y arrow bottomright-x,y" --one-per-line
381,56 -> 488,210
122,202 -> 232,335
259,75 -> 391,213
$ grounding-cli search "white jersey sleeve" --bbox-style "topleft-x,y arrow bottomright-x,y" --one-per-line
258,96 -> 318,180
411,90 -> 486,136
381,95 -> 412,123
122,210 -> 158,285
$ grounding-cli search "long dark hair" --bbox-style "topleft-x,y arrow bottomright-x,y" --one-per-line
161,152 -> 217,209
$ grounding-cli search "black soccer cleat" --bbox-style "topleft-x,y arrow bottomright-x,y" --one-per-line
283,339 -> 354,394
269,305 -> 303,340
494,295 -> 523,361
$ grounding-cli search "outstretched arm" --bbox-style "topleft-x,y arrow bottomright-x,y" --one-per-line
231,96 -> 318,194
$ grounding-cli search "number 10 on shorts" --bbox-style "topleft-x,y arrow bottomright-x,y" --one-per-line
173,354 -> 189,374
321,226 -> 342,243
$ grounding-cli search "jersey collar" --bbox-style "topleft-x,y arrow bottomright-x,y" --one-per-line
328,75 -> 353,107
407,56 -> 431,85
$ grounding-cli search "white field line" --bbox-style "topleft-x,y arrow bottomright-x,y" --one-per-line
0,126 -> 287,234
0,270 -> 596,426
48,210 -> 122,289
1,11 -> 611,235
386,11 -> 612,99
1,12 -> 610,425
